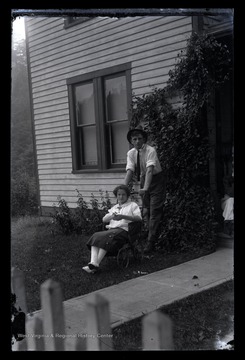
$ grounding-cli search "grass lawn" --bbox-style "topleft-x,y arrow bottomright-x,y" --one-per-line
11,216 -> 215,313
112,280 -> 234,351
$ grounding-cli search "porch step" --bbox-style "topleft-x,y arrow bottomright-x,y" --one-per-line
217,233 -> 234,249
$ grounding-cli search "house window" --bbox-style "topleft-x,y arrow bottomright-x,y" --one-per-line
75,82 -> 98,167
67,63 -> 131,172
64,16 -> 92,28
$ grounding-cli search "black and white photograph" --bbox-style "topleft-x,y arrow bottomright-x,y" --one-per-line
11,8 -> 234,351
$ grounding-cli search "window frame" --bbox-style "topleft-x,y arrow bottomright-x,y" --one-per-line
64,16 -> 93,29
67,63 -> 132,174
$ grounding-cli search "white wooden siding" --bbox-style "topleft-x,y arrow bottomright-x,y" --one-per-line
203,14 -> 233,35
26,15 -> 192,210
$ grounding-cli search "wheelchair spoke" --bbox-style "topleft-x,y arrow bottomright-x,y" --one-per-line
117,247 -> 130,268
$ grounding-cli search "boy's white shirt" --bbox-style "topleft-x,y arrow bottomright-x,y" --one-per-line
126,144 -> 162,176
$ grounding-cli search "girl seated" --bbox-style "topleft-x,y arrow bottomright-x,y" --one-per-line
82,185 -> 142,274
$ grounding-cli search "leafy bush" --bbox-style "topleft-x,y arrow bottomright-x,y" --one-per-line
129,32 -> 231,252
159,185 -> 216,252
51,189 -> 112,235
51,197 -> 75,235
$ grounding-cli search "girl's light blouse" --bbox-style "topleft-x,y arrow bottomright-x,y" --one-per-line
103,200 -> 142,232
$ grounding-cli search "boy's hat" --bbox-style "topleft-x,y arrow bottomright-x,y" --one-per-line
127,124 -> 148,144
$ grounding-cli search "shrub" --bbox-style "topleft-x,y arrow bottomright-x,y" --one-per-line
51,197 -> 75,235
51,189 -> 112,236
158,185 -> 216,253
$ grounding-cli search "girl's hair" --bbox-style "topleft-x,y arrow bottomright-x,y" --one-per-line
113,184 -> 131,198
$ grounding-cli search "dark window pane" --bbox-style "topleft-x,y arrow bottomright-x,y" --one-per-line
104,74 -> 128,166
80,126 -> 98,166
105,75 -> 127,122
109,122 -> 128,164
75,83 -> 95,125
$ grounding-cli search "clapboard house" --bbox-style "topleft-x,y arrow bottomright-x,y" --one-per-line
24,11 -> 233,215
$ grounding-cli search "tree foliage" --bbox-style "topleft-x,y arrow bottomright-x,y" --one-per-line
11,38 -> 38,216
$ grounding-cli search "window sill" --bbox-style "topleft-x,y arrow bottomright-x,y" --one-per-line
72,168 -> 126,174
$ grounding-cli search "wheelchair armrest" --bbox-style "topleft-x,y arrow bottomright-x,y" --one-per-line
128,221 -> 142,241
101,221 -> 141,235
101,222 -> 109,231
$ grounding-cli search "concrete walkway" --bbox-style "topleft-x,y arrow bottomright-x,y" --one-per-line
29,241 -> 234,350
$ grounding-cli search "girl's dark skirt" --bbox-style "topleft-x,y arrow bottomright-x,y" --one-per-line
86,228 -> 128,254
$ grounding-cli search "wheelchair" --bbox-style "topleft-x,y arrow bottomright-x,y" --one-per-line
105,221 -> 144,268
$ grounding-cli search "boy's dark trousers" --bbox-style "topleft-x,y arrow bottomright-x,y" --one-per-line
140,171 -> 166,252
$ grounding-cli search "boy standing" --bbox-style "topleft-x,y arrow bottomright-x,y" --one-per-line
124,124 -> 166,252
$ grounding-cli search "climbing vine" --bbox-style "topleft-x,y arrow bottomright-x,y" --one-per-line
130,32 -> 232,252
166,32 -> 232,115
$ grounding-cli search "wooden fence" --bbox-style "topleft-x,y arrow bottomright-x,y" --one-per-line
11,267 -> 174,351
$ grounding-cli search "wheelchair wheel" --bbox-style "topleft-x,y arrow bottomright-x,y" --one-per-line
117,247 -> 130,268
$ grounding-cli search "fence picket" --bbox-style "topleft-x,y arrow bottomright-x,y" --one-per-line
11,267 -> 27,314
15,337 -> 27,351
142,311 -> 174,350
11,267 -> 175,351
25,315 -> 45,351
40,279 -> 66,351
75,337 -> 87,351
85,293 -> 113,351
